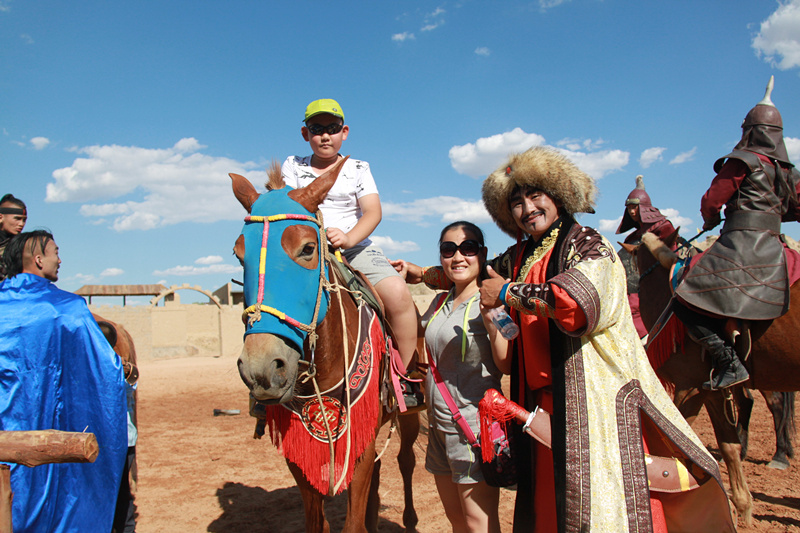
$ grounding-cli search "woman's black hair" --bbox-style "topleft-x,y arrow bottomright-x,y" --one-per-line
438,220 -> 486,247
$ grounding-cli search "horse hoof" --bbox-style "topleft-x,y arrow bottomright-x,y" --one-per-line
767,459 -> 790,470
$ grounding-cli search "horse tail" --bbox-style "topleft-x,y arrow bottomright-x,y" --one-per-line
776,391 -> 796,460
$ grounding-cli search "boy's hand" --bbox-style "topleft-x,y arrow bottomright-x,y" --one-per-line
326,228 -> 350,250
480,266 -> 509,308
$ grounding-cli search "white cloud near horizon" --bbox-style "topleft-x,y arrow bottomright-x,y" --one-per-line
383,196 -> 490,225
475,47 -> 490,56
669,147 -> 697,165
449,128 -> 629,179
100,267 -> 124,277
46,138 -> 264,231
639,147 -> 666,168
370,235 -> 421,255
753,0 -> 800,70
152,262 -> 242,277
786,136 -> 800,161
195,255 -> 223,265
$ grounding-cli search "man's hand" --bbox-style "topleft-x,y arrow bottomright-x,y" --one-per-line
480,265 -> 509,308
389,259 -> 423,283
702,213 -> 721,232
326,228 -> 350,250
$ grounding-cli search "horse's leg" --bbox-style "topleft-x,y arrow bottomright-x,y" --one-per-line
735,388 -> 755,460
672,386 -> 706,425
397,412 -> 420,533
287,460 -> 329,533
761,390 -> 796,470
365,456 -> 381,533
342,441 -> 378,533
705,392 -> 753,528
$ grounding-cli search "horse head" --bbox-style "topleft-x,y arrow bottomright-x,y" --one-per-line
231,157 -> 349,403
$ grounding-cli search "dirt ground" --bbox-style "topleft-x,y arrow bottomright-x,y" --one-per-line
133,356 -> 800,532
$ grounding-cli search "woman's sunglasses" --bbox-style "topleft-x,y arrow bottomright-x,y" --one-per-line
306,123 -> 344,136
439,240 -> 481,258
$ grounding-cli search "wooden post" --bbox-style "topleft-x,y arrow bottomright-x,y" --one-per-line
0,431 -> 98,467
0,465 -> 11,533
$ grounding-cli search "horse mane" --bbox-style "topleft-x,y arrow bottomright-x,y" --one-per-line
641,232 -> 678,269
265,160 -> 285,191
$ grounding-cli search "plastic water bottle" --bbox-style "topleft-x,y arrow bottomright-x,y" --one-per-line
487,307 -> 519,340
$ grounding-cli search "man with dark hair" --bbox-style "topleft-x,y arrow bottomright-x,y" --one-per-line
0,231 -> 128,532
0,193 -> 28,281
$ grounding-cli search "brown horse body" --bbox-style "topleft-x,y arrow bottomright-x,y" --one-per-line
627,231 -> 799,526
232,160 -> 418,533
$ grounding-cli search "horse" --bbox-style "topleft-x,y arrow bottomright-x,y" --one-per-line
622,229 -> 800,526
230,158 -> 419,533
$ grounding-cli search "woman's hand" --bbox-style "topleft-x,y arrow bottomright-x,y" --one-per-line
480,265 -> 509,308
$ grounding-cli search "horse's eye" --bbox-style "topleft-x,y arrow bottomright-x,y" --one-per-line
300,242 -> 317,258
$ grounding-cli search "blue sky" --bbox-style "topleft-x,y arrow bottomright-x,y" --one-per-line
3,1 -> 800,304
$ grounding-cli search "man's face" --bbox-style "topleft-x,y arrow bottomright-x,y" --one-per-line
510,187 -> 562,240
0,207 -> 27,235
301,114 -> 348,162
627,204 -> 641,224
40,239 -> 61,282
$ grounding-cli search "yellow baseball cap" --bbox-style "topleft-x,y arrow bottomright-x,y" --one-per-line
304,99 -> 345,123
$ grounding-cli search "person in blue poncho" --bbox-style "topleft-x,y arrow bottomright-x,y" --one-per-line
0,230 -> 128,533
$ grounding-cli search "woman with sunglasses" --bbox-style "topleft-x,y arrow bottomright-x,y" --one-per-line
393,220 -> 510,533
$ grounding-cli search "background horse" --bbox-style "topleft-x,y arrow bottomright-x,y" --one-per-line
624,230 -> 800,526
230,158 -> 419,533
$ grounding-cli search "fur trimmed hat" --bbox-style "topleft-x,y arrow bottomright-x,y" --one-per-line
482,147 -> 597,237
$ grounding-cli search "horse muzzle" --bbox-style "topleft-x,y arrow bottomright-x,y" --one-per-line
238,333 -> 301,403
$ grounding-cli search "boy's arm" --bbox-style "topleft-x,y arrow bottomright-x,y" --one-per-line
328,193 -> 382,249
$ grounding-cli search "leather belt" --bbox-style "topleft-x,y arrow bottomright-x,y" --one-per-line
485,389 -> 700,493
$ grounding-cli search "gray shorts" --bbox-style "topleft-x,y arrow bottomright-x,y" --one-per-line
342,245 -> 400,286
425,422 -> 483,484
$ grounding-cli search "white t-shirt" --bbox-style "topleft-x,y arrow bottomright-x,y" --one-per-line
281,155 -> 379,247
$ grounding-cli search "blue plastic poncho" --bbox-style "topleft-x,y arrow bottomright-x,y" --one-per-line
0,274 -> 127,532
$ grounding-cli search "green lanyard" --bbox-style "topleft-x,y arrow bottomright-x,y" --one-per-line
428,290 -> 479,362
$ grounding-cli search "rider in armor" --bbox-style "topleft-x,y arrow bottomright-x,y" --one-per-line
674,76 -> 800,390
616,175 -> 676,338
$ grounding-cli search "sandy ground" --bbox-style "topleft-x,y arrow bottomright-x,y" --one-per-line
133,356 -> 800,532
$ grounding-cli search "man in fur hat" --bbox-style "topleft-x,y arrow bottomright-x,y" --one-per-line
474,147 -> 733,531
673,76 -> 800,390
616,175 -> 676,338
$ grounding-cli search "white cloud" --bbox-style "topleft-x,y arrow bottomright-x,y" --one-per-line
475,47 -> 490,57
383,196 -> 491,225
752,0 -> 800,70
669,147 -> 697,165
100,267 -> 124,277
20,33 -> 33,44
30,136 -> 49,150
153,263 -> 242,277
539,0 -> 571,9
65,273 -> 97,285
46,138 -> 264,231
598,216 -> 622,233
659,208 -> 693,231
449,128 -> 546,178
392,32 -> 415,42
195,255 -> 224,265
639,147 -> 666,168
421,23 -> 441,32
450,128 -> 628,180
370,235 -> 420,255
786,136 -> 800,162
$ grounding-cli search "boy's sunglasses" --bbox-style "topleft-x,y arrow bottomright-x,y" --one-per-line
306,123 -> 344,136
440,240 -> 481,258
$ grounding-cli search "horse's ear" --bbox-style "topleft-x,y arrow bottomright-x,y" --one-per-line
664,227 -> 680,248
288,155 -> 349,212
230,173 -> 260,214
619,242 -> 637,254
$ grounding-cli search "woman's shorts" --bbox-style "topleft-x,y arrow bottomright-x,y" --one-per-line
343,245 -> 400,286
425,423 -> 483,484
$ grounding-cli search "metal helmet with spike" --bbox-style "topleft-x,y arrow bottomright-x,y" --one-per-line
616,175 -> 669,235
742,76 -> 783,129
733,76 -> 790,164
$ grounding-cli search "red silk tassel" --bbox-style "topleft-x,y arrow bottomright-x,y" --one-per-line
478,388 -> 527,463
